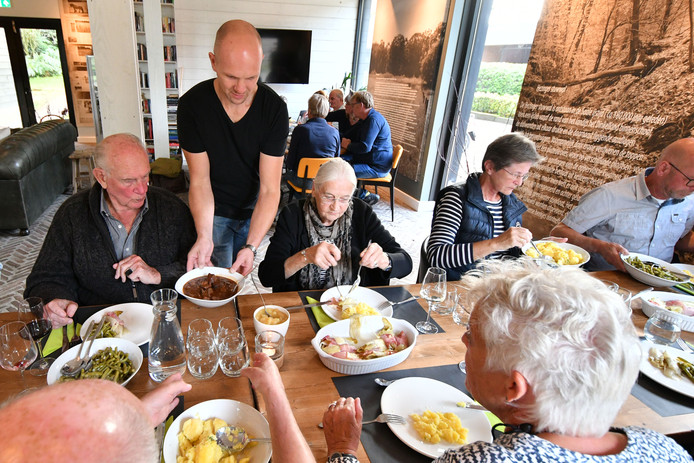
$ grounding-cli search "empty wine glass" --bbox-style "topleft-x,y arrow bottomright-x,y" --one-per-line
18,297 -> 53,375
0,321 -> 39,391
452,298 -> 472,373
416,267 -> 446,334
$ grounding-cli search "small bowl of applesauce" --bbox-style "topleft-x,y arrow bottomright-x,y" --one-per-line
253,305 -> 290,336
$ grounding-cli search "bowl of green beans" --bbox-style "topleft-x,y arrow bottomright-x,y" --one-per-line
621,252 -> 684,288
47,337 -> 143,386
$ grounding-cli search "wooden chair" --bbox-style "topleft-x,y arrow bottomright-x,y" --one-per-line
356,144 -> 403,221
287,157 -> 333,200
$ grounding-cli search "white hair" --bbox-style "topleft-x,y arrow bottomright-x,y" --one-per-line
459,258 -> 640,437
313,158 -> 357,190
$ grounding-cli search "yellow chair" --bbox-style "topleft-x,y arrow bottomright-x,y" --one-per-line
287,157 -> 333,200
356,145 -> 403,221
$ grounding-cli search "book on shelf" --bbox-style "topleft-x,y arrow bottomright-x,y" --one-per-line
141,96 -> 151,113
134,11 -> 144,32
139,71 -> 149,89
162,16 -> 175,33
165,70 -> 178,89
163,45 -> 176,62
137,43 -> 148,61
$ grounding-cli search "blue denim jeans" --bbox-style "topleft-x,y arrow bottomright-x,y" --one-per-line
340,154 -> 388,178
212,215 -> 251,268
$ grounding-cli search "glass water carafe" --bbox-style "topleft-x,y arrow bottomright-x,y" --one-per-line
148,288 -> 186,382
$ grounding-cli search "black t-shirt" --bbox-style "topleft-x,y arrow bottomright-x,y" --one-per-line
177,79 -> 289,219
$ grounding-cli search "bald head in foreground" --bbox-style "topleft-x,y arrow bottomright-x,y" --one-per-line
0,374 -> 190,463
552,138 -> 694,271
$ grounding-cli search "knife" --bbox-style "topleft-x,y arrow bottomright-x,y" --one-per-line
284,300 -> 335,310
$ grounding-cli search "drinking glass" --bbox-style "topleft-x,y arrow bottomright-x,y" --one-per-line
18,297 -> 53,375
0,321 -> 39,391
452,299 -> 472,373
432,288 -> 458,315
186,318 -> 218,379
255,330 -> 285,369
416,267 -> 446,334
644,312 -> 681,345
217,317 -> 249,377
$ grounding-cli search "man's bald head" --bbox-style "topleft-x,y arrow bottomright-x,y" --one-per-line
649,138 -> 694,199
0,380 -> 156,463
213,19 -> 262,56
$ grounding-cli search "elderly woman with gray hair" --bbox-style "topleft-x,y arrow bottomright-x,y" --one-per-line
321,258 -> 692,462
259,158 -> 412,292
428,132 -> 543,280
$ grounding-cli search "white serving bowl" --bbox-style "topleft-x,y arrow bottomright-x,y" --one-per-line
310,315 -> 417,375
621,253 -> 685,288
253,305 -> 290,336
638,290 -> 694,332
175,267 -> 246,308
47,337 -> 143,386
163,399 -> 271,463
521,240 -> 590,267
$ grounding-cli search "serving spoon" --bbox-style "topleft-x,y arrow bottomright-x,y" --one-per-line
215,426 -> 271,453
60,319 -> 100,377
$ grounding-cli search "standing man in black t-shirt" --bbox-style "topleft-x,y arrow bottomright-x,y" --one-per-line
178,20 -> 289,275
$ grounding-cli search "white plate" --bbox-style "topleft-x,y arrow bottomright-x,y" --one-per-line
638,291 -> 694,332
639,340 -> 694,399
47,337 -> 143,386
163,399 -> 272,463
521,240 -> 590,267
319,285 -> 392,321
80,303 -> 154,346
621,253 -> 684,287
381,377 -> 492,458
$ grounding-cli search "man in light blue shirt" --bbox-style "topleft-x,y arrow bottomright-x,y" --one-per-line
551,138 -> 694,271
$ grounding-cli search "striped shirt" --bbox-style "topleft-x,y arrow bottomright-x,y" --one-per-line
428,190 -> 506,271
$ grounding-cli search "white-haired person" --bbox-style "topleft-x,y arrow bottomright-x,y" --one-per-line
259,158 -> 412,292
321,259 -> 693,462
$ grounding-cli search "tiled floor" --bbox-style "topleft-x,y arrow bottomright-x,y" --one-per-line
0,187 -> 432,313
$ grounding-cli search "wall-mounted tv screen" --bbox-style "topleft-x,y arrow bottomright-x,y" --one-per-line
258,28 -> 312,84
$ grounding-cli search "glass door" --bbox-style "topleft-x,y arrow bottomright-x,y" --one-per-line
0,27 -> 22,127
0,17 -> 74,128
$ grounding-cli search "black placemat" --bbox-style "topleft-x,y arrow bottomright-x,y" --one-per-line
632,374 -> 694,417
332,364 -> 467,463
298,287 -> 442,334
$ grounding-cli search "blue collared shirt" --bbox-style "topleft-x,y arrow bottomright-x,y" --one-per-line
100,191 -> 149,260
563,168 -> 694,270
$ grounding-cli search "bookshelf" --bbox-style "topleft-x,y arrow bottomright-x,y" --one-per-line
133,0 -> 179,159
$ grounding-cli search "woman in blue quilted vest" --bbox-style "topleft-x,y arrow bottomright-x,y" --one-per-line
427,133 -> 542,280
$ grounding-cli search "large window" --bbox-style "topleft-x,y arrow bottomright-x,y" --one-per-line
0,17 -> 74,128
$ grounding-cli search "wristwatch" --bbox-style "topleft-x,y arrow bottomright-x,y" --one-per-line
328,452 -> 358,462
240,243 -> 257,257
384,253 -> 392,271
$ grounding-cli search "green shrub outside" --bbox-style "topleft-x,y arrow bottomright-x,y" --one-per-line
471,92 -> 519,119
475,62 -> 526,95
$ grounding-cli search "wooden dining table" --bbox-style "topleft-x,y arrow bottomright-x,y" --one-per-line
0,270 -> 692,462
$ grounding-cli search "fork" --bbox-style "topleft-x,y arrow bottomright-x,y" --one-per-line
376,296 -> 418,312
318,413 -> 406,428
346,240 -> 371,298
362,413 -> 406,425
68,322 -> 82,348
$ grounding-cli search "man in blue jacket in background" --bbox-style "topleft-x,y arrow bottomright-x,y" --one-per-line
340,91 -> 393,205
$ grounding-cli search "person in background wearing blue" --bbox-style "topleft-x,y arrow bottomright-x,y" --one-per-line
284,93 -> 340,189
340,91 -> 392,205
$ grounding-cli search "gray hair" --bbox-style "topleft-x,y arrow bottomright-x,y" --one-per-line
330,88 -> 344,101
350,91 -> 374,109
94,133 -> 146,171
308,94 -> 330,119
459,258 -> 640,437
482,132 -> 542,170
313,158 -> 357,190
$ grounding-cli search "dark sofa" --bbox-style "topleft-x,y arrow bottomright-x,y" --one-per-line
0,120 -> 77,235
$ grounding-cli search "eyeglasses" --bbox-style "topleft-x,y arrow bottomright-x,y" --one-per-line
668,161 -> 694,186
502,168 -> 530,182
320,193 -> 353,205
